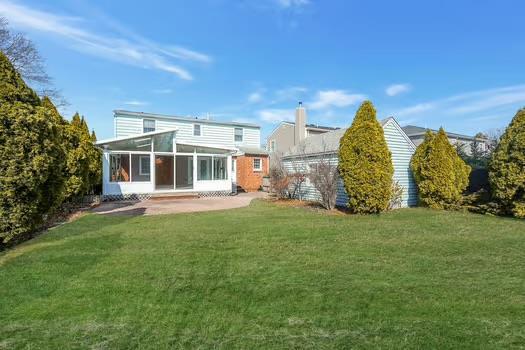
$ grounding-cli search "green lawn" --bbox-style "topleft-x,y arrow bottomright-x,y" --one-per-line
1,201 -> 524,349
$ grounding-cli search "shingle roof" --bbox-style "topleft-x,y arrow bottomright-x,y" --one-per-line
238,146 -> 269,156
283,121 -> 340,131
283,118 -> 390,158
401,125 -> 486,141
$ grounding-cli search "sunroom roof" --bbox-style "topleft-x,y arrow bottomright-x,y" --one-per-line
95,128 -> 179,146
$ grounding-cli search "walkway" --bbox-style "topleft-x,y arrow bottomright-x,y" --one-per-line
91,192 -> 267,216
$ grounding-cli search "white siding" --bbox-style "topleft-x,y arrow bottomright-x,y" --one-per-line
114,113 -> 260,148
283,119 -> 418,208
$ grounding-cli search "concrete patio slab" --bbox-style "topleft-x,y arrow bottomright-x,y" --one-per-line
91,192 -> 267,216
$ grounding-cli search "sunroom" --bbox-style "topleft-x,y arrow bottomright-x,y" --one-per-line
96,129 -> 235,197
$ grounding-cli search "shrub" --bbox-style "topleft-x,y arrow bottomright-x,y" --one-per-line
0,52 -> 66,243
338,101 -> 393,213
488,108 -> 525,218
308,158 -> 339,210
411,129 -> 471,209
388,180 -> 404,210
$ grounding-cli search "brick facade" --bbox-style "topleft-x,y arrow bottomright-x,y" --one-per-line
235,155 -> 269,192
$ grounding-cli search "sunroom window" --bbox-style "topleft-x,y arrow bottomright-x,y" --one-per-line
110,154 -> 130,182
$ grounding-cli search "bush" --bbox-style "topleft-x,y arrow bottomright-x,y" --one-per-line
389,180 -> 404,210
488,108 -> 525,218
338,101 -> 393,213
307,158 -> 339,210
0,52 -> 66,243
411,129 -> 471,209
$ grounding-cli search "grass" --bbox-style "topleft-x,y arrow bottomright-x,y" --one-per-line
1,200 -> 524,349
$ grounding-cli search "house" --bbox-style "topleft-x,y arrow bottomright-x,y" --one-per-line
96,110 -> 268,199
281,108 -> 418,208
401,125 -> 489,156
266,102 -> 339,156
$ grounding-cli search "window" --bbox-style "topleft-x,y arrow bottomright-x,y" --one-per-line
139,156 -> 150,175
253,158 -> 262,171
214,157 -> 227,180
234,127 -> 243,142
153,132 -> 174,152
198,156 -> 212,180
270,140 -> 276,152
193,124 -> 201,136
143,119 -> 156,133
130,154 -> 151,182
110,154 -> 130,182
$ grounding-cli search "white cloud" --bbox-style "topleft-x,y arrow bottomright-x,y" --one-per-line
123,100 -> 149,106
275,0 -> 310,8
258,108 -> 294,123
386,83 -> 411,96
248,92 -> 264,103
391,84 -> 525,123
309,90 -> 366,110
0,0 -> 210,80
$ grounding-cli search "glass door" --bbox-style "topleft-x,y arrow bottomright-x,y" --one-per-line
175,155 -> 193,189
155,155 -> 174,190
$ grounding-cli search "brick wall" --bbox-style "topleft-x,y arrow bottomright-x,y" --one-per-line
235,155 -> 269,192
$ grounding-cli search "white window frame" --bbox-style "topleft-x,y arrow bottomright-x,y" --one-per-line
253,158 -> 262,172
193,124 -> 201,136
234,127 -> 243,142
139,155 -> 151,175
143,119 -> 156,133
270,140 -> 276,152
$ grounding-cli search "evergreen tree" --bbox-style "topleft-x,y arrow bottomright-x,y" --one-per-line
411,128 -> 471,209
63,113 -> 91,200
338,101 -> 393,213
87,127 -> 102,193
0,52 -> 65,242
488,108 -> 525,218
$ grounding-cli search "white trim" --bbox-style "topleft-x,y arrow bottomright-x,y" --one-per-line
383,117 -> 417,151
253,157 -> 262,171
139,155 -> 150,175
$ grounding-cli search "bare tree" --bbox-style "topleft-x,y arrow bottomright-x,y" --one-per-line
485,128 -> 504,153
287,144 -> 308,201
0,17 -> 67,107
269,153 -> 290,199
307,149 -> 339,210
388,180 -> 404,210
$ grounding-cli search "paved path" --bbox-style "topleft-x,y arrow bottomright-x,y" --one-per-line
91,192 -> 267,216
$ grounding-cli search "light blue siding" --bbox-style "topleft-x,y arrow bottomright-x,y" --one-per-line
114,112 -> 261,149
283,119 -> 418,208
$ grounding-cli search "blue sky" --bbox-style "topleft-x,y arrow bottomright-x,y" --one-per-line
1,0 -> 525,141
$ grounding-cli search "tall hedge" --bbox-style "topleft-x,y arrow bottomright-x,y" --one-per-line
338,101 -> 393,213
488,108 -> 525,218
63,113 -> 92,200
0,52 -> 66,243
410,128 -> 471,209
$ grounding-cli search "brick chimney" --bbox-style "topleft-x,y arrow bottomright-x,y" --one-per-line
294,101 -> 306,145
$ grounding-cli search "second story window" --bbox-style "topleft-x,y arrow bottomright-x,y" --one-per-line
234,127 -> 243,142
143,119 -> 155,133
270,140 -> 276,152
194,124 -> 201,136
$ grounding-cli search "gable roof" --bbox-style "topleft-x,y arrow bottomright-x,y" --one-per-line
402,125 -> 487,141
114,110 -> 260,129
283,117 -> 415,158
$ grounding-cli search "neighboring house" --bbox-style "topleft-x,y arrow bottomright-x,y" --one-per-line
266,102 -> 339,156
282,117 -> 418,208
401,125 -> 489,156
96,110 -> 268,198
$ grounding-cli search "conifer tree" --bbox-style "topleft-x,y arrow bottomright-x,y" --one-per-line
63,113 -> 91,200
488,108 -> 525,218
411,128 -> 471,209
338,101 -> 393,213
0,52 -> 65,242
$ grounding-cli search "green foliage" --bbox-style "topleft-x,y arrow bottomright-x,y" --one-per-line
63,113 -> 92,200
338,101 -> 393,213
411,129 -> 471,209
488,108 -> 525,218
0,52 -> 66,242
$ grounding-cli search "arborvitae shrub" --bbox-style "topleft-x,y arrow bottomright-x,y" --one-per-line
488,108 -> 525,218
410,128 -> 471,209
338,101 -> 393,213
